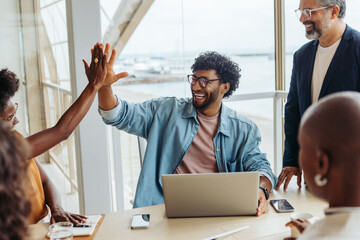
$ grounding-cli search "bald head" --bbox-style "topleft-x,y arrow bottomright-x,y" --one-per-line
299,92 -> 360,206
300,92 -> 360,166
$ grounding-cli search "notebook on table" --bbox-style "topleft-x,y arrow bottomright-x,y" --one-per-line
46,214 -> 103,238
73,215 -> 102,236
162,172 -> 259,218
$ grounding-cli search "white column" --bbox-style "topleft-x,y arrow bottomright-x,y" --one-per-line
66,0 -> 112,214
273,91 -> 287,176
273,96 -> 283,176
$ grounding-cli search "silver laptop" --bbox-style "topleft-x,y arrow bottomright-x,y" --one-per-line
162,172 -> 259,218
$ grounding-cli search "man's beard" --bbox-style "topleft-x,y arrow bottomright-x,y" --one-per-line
192,87 -> 220,110
304,18 -> 330,40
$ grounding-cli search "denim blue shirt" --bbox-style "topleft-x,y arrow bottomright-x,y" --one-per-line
99,97 -> 277,208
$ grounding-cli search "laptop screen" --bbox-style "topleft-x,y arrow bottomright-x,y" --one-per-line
162,172 -> 259,217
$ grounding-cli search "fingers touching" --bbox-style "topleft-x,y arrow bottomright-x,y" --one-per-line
109,49 -> 117,66
104,43 -> 110,62
84,42 -> 129,86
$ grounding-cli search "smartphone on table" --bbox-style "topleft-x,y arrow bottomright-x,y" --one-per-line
131,214 -> 150,229
270,199 -> 294,213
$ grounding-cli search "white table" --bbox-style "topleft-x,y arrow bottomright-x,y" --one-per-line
27,182 -> 327,240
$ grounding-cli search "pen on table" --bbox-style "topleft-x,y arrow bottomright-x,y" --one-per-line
74,224 -> 91,228
202,225 -> 250,240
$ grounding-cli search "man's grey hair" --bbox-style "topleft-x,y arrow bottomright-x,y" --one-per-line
317,0 -> 346,18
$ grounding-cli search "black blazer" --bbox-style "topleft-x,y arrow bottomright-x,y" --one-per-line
283,25 -> 360,167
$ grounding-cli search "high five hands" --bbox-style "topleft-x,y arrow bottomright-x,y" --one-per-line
82,43 -> 129,89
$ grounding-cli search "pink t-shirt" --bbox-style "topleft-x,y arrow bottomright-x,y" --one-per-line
175,111 -> 220,174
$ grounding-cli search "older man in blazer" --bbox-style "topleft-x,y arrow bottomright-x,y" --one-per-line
276,0 -> 360,190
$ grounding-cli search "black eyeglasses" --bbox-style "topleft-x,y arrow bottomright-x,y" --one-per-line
1,103 -> 18,121
187,74 -> 221,88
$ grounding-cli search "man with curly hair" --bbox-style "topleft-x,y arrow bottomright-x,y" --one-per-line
0,121 -> 30,240
98,48 -> 277,215
0,43 -> 128,224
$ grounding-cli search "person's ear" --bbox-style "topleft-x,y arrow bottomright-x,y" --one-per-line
221,82 -> 230,95
316,150 -> 330,176
330,5 -> 340,19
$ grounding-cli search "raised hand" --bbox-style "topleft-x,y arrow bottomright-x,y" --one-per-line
103,43 -> 129,86
95,43 -> 129,110
82,43 -> 107,90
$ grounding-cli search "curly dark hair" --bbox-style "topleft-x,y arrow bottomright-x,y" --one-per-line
191,51 -> 241,98
0,68 -> 20,114
0,122 -> 30,240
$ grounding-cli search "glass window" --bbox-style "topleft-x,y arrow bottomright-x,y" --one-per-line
344,0 -> 360,30
38,0 -> 79,213
118,0 -> 275,97
100,0 -> 122,37
1,0 -> 80,214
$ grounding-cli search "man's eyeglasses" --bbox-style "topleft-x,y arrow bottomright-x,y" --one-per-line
295,6 -> 333,20
1,103 -> 18,121
187,75 -> 221,88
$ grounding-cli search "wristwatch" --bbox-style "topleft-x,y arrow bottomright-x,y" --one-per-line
259,186 -> 269,200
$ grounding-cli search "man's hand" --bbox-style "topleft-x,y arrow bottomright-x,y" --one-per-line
51,207 -> 87,225
256,190 -> 269,216
103,43 -> 129,86
285,218 -> 311,234
275,167 -> 302,191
